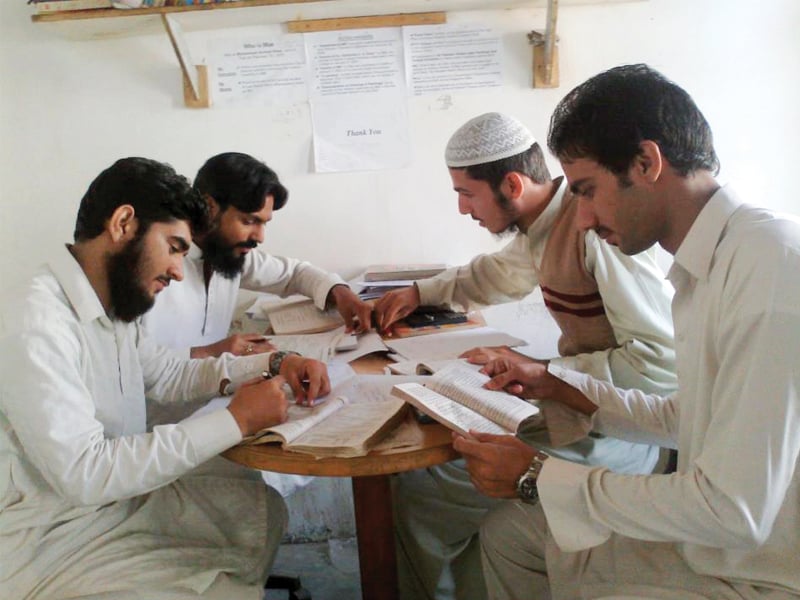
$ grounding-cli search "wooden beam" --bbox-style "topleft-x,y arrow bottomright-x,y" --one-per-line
287,11 -> 446,33
533,44 -> 559,88
32,0 -> 336,23
529,0 -> 559,88
161,14 -> 210,108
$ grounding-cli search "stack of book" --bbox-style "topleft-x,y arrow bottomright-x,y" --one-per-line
358,263 -> 448,301
363,263 -> 448,282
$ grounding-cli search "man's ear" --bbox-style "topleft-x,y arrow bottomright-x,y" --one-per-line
205,194 -> 221,221
502,172 -> 526,200
108,205 -> 137,243
633,140 -> 663,184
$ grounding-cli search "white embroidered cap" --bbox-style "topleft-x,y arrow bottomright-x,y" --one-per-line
445,112 -> 537,168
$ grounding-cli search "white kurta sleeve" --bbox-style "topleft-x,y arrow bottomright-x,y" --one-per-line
239,249 -> 345,309
0,322 -> 243,508
551,233 -> 676,393
540,259 -> 800,555
416,233 -> 539,310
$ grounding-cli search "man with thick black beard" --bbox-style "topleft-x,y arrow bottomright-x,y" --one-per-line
142,152 -> 372,360
0,157 -> 330,599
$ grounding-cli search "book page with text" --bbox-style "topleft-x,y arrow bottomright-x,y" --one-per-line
288,398 -> 407,457
391,383 -> 507,436
428,363 -> 539,432
250,396 -> 346,445
266,299 -> 344,334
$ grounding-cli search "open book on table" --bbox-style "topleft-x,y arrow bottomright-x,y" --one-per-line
244,373 -> 424,458
391,362 -> 541,437
262,298 -> 344,335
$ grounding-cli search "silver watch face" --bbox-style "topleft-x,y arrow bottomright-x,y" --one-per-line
518,476 -> 539,504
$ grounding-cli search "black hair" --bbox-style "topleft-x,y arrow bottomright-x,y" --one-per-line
73,157 -> 207,242
548,63 -> 720,177
458,143 -> 552,191
193,152 -> 288,214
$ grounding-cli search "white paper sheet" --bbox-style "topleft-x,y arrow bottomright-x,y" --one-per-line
311,96 -> 411,173
384,326 -> 525,363
403,23 -> 503,96
305,27 -> 411,173
209,33 -> 308,107
305,28 -> 406,100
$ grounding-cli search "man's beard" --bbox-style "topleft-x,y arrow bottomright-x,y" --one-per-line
492,188 -> 520,240
107,233 -> 155,322
201,229 -> 257,279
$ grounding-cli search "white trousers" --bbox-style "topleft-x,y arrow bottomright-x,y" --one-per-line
393,431 -> 660,600
26,458 -> 287,600
480,501 -> 798,600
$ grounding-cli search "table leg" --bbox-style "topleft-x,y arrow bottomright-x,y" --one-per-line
351,474 -> 398,600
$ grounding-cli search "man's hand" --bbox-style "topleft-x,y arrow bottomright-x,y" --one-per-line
329,285 -> 373,334
453,431 -> 535,498
482,359 -> 598,415
191,334 -> 275,359
279,353 -> 331,406
373,286 -> 421,333
459,345 -> 534,366
227,375 -> 289,437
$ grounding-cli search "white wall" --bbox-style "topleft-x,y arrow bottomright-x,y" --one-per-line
1,0 -> 799,311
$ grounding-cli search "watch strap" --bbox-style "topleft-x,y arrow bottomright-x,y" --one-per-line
268,350 -> 300,376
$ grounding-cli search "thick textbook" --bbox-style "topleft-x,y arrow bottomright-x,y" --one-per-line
391,362 -> 541,437
245,374 -> 410,458
364,263 -> 447,282
389,311 -> 483,339
264,298 -> 344,335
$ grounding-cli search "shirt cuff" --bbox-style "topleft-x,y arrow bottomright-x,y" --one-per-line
416,279 -> 446,306
540,364 -> 596,446
539,457 -> 612,552
222,353 -> 271,391
178,409 -> 243,463
314,276 -> 347,310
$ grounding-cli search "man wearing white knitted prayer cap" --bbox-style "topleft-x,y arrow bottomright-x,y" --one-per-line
374,112 -> 679,600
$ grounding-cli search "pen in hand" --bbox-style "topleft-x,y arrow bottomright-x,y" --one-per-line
263,371 -> 323,407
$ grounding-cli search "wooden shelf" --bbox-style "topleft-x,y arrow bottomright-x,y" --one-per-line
31,0 -> 337,23
29,0 -> 602,104
30,0 -> 549,24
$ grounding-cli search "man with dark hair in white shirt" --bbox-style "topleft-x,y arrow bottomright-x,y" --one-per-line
460,64 -> 800,599
143,151 -> 372,360
0,157 -> 330,599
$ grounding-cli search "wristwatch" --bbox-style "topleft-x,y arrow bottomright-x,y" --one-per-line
269,350 -> 300,377
516,450 -> 549,504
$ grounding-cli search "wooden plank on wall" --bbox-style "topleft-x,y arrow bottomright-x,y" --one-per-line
287,12 -> 446,33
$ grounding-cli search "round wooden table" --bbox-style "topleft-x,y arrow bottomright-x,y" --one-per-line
222,353 -> 459,600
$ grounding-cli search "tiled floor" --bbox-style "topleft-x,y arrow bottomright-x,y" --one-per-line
265,538 -> 361,600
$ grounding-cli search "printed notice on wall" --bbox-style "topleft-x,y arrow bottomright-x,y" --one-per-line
306,27 -> 410,172
311,97 -> 411,173
403,24 -> 503,96
305,28 -> 406,100
209,34 -> 308,107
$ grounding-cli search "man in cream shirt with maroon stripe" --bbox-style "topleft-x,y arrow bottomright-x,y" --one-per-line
373,112 -> 677,600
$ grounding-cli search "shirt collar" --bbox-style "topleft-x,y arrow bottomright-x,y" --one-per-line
526,176 -> 566,239
49,244 -> 108,324
670,184 -> 743,283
